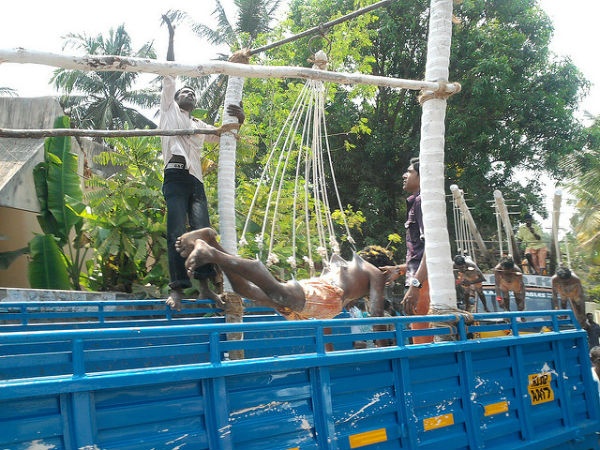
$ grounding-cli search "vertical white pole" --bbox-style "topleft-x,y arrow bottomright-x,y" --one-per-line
419,0 -> 456,308
218,75 -> 245,289
551,189 -> 562,265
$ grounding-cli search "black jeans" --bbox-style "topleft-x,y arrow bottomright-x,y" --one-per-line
163,168 -> 216,290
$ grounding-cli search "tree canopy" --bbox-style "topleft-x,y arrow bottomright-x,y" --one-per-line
273,0 -> 588,261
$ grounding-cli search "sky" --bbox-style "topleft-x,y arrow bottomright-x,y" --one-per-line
1,0 -> 599,235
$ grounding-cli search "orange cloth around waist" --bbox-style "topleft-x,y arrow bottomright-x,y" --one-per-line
281,279 -> 344,320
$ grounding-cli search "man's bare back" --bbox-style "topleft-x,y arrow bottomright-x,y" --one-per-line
175,228 -> 387,320
494,256 -> 526,312
552,267 -> 586,329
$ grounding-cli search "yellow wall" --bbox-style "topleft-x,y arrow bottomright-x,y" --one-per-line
0,206 -> 41,288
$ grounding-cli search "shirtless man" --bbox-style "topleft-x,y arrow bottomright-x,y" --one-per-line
175,228 -> 390,322
454,255 -> 490,312
552,267 -> 586,329
494,256 -> 526,313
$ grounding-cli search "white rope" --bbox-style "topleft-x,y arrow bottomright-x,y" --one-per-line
310,84 -> 329,263
266,88 -> 312,264
239,83 -> 310,247
320,88 -> 355,247
239,52 -> 354,273
314,84 -> 338,253
260,88 -> 311,259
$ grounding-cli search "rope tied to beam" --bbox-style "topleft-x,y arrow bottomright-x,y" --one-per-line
418,80 -> 461,105
228,49 -> 251,65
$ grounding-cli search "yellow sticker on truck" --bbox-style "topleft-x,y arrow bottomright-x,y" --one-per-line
423,413 -> 454,431
528,372 -> 554,405
484,401 -> 509,416
349,428 -> 387,448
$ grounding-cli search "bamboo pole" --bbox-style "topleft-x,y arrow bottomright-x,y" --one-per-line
450,185 -> 491,264
550,189 -> 562,272
0,48 -> 460,93
248,0 -> 397,55
0,126 -> 237,138
419,0 -> 456,309
495,206 -> 504,257
493,190 -> 521,262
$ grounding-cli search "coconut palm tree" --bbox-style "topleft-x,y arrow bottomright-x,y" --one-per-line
51,25 -> 158,130
172,0 -> 282,122
0,87 -> 17,96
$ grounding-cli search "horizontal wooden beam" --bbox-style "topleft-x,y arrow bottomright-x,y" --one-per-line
0,124 -> 240,139
0,47 -> 460,94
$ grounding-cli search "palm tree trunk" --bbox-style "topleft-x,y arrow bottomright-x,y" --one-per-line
419,0 -> 456,309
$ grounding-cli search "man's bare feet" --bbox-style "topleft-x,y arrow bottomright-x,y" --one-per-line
185,239 -> 215,278
166,288 -> 184,312
198,278 -> 226,306
175,228 -> 218,258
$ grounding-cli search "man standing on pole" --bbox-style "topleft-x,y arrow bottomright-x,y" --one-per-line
161,15 -> 245,310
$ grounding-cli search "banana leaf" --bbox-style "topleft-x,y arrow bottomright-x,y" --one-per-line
27,234 -> 71,289
0,247 -> 29,270
44,117 -> 84,239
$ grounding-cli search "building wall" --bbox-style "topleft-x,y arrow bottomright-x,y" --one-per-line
0,206 -> 41,288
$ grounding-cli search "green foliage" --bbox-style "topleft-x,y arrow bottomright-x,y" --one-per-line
28,235 -> 71,290
563,116 -> 600,299
82,135 -> 169,295
284,0 -> 587,257
28,116 -> 87,289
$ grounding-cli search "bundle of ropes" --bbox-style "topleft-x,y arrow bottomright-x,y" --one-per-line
238,51 -> 354,276
452,189 -> 477,263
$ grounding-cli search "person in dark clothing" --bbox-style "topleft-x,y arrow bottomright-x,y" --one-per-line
587,313 -> 600,348
161,15 -> 245,310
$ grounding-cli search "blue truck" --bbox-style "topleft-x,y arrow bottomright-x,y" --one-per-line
1,300 -> 599,450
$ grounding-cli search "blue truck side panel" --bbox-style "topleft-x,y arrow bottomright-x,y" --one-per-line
0,304 -> 598,450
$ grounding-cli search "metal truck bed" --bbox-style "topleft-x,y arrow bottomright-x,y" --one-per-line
0,304 -> 598,450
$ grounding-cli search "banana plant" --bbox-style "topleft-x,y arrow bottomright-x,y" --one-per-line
28,116 -> 88,290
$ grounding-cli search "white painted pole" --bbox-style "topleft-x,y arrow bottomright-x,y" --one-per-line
419,0 -> 456,309
218,76 -> 245,290
551,189 -> 562,266
450,185 -> 491,263
0,48 -> 461,93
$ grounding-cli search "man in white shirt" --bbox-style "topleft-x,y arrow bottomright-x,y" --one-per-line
162,16 -> 245,310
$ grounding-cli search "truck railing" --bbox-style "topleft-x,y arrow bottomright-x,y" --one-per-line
0,311 -> 583,396
1,309 -> 597,450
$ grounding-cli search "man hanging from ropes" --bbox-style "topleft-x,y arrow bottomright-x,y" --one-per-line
494,255 -> 526,314
174,228 -> 393,324
161,15 -> 245,311
453,255 -> 490,313
551,266 -> 587,329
